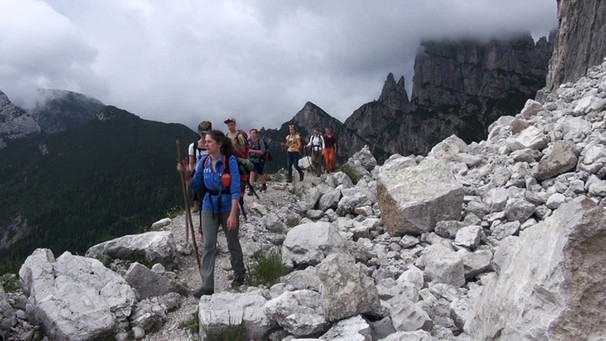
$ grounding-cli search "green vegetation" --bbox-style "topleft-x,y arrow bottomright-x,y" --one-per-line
339,164 -> 360,184
0,273 -> 21,292
0,106 -> 198,274
203,317 -> 247,341
94,253 -> 112,267
245,249 -> 291,287
285,217 -> 300,228
180,312 -> 200,336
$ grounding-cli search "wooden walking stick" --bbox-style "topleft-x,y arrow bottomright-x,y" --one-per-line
176,140 -> 202,276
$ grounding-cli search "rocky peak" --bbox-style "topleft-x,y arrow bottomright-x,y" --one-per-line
292,101 -> 390,162
30,89 -> 105,133
345,32 -> 554,160
378,73 -> 409,110
0,90 -> 40,148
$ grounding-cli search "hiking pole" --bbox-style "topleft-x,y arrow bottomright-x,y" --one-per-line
176,140 -> 202,276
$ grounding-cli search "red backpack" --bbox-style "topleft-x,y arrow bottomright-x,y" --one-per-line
233,129 -> 249,159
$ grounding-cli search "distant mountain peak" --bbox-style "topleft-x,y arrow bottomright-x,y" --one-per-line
31,89 -> 105,133
378,73 -> 409,109
0,91 -> 40,147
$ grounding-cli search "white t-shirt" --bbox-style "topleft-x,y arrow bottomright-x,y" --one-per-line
188,142 -> 208,169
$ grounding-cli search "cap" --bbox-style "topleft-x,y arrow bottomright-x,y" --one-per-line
197,120 -> 212,134
224,117 -> 236,124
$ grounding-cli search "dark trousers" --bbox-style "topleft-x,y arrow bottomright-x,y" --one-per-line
287,152 -> 303,177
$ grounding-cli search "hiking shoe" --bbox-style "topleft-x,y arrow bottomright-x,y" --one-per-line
261,183 -> 267,191
231,278 -> 245,288
286,175 -> 293,183
192,287 -> 214,297
299,172 -> 304,181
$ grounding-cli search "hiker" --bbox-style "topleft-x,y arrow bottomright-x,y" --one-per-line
177,129 -> 246,296
305,127 -> 325,176
247,128 -> 268,193
188,120 -> 212,213
283,124 -> 304,183
224,117 -> 248,159
323,127 -> 338,172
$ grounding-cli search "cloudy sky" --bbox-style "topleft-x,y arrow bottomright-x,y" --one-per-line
0,0 -> 557,132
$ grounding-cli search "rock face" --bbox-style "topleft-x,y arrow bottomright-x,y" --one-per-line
466,197 -> 606,339
546,0 -> 606,90
345,33 -> 554,159
0,89 -> 103,150
0,90 -> 40,149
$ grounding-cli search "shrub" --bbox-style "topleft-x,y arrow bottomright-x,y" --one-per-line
203,317 -> 247,341
180,312 -> 199,337
339,164 -> 359,184
245,250 -> 291,287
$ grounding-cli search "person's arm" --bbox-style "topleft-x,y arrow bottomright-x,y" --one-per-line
320,136 -> 325,150
188,143 -> 196,172
227,156 -> 241,230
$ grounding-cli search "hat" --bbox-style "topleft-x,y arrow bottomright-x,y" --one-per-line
197,120 -> 212,134
224,117 -> 236,124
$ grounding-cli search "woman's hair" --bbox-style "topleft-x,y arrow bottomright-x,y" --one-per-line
206,129 -> 234,156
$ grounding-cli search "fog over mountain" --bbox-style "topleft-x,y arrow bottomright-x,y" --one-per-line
0,1 -> 557,130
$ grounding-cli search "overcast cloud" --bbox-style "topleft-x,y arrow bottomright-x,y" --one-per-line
0,0 -> 557,131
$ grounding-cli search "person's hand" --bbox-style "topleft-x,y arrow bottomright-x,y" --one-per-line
227,213 -> 237,230
177,163 -> 186,172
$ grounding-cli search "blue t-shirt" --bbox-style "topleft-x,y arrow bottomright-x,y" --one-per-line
190,154 -> 241,213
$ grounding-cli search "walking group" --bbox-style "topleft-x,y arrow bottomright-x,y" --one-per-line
177,117 -> 337,297
284,125 -> 338,181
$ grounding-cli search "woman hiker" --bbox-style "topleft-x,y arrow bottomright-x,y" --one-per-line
283,124 -> 304,183
177,129 -> 246,297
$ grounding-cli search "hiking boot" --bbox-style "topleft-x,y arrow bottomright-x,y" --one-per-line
231,277 -> 245,288
261,183 -> 267,191
192,287 -> 214,297
286,175 -> 293,183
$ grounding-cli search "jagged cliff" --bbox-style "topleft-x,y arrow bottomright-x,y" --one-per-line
345,32 -> 554,158
546,0 -> 606,90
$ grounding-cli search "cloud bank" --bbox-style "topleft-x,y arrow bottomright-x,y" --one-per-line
0,0 -> 558,131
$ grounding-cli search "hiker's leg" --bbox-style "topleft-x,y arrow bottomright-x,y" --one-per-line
221,210 -> 245,280
286,152 -> 294,177
313,151 -> 322,175
249,170 -> 256,186
293,152 -> 302,173
293,152 -> 304,180
200,210 -> 220,290
323,148 -> 331,172
327,148 -> 335,171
